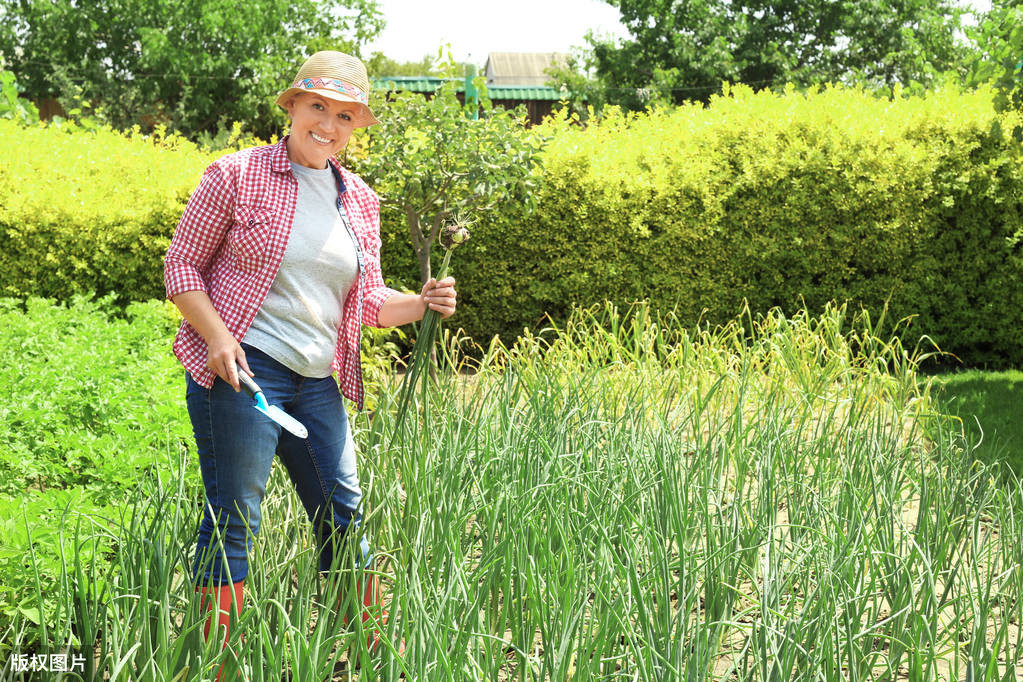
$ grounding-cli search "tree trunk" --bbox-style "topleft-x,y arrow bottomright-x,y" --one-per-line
417,246 -> 431,284
406,202 -> 431,283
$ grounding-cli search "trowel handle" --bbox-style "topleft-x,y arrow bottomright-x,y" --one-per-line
236,363 -> 261,398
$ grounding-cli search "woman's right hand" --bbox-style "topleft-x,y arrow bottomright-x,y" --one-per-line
206,333 -> 253,392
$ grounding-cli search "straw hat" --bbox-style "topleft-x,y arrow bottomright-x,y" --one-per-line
276,51 -> 380,128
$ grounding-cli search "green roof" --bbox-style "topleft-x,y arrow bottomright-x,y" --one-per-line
372,77 -> 565,101
372,77 -> 450,92
487,86 -> 564,101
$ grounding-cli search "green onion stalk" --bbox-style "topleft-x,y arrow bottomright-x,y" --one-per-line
393,216 -> 471,435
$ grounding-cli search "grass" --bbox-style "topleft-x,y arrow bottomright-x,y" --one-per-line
3,299 -> 1023,680
927,369 -> 1023,478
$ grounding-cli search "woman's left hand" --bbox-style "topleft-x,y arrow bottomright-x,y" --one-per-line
421,276 -> 457,319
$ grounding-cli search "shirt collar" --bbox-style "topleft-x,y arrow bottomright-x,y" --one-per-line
327,156 -> 347,194
270,136 -> 291,174
274,135 -> 347,194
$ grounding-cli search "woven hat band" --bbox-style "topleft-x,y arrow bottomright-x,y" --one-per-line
293,76 -> 369,105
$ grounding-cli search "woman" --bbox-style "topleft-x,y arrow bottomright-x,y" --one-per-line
163,51 -> 455,660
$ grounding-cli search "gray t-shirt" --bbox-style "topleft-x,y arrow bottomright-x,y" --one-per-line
243,162 -> 359,377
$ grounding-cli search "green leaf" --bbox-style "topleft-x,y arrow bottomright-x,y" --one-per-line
18,605 -> 41,624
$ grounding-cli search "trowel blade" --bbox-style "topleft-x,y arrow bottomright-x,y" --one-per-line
256,403 -> 309,439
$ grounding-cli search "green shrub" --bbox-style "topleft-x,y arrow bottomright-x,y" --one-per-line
0,295 -> 190,499
385,83 -> 1023,368
0,120 -> 215,301
0,61 -> 39,124
0,295 -> 194,643
4,84 -> 1023,368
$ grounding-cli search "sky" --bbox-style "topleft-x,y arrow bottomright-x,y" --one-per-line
364,0 -> 994,68
362,0 -> 630,65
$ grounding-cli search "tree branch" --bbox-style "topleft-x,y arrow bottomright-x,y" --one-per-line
415,170 -> 468,216
428,204 -> 448,248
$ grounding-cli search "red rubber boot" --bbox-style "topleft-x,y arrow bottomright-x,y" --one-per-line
340,572 -> 404,657
197,580 -> 244,681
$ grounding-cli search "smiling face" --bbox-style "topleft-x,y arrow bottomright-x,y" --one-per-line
284,93 -> 361,169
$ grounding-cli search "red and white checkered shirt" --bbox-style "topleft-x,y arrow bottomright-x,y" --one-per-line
164,137 -> 399,409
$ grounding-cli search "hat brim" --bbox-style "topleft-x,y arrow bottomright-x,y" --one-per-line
276,87 -> 380,128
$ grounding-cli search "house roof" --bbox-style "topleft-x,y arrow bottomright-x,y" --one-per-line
372,77 -> 565,101
484,52 -> 570,86
372,77 -> 451,92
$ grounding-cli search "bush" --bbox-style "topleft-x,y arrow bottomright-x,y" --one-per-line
0,62 -> 39,124
4,84 -> 1023,367
0,119 -> 215,301
388,83 -> 1023,368
0,295 -> 194,643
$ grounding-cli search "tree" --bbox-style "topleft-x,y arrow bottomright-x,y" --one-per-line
553,0 -> 969,111
365,44 -> 477,79
365,53 -> 439,78
0,0 -> 384,139
0,58 -> 38,124
355,82 -> 543,285
545,49 -> 610,121
969,2 -> 1023,139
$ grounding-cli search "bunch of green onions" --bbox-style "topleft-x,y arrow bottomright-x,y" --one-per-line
392,215 -> 471,434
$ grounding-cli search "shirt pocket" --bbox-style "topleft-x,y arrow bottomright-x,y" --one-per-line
227,205 -> 275,271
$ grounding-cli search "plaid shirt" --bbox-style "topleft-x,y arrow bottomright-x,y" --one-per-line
164,137 -> 399,409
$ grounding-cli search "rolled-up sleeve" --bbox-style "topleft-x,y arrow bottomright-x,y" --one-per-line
164,163 -> 235,300
360,192 -> 401,328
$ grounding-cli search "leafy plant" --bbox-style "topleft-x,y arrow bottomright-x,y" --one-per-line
969,4 -> 1023,140
0,295 -> 188,498
0,58 -> 38,124
356,80 -> 544,284
6,300 -> 1023,678
0,0 -> 384,139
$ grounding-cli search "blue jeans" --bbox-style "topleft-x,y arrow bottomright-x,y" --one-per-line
186,344 -> 370,586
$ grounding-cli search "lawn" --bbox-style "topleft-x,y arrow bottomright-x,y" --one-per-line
2,299 -> 1022,681
928,369 -> 1023,478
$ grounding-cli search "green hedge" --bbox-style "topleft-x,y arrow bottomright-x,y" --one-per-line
395,83 -> 1023,368
4,85 -> 1023,367
0,121 -> 215,301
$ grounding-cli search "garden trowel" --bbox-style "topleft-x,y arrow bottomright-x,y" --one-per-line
236,363 -> 308,439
